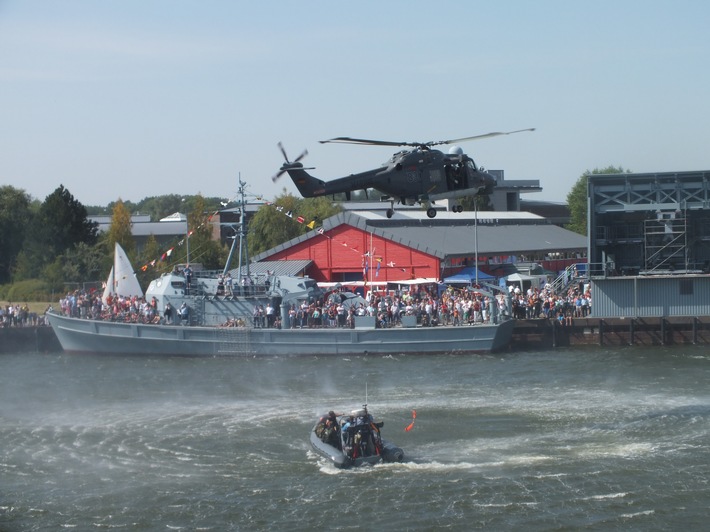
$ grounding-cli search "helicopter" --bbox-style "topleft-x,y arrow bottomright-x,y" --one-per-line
272,129 -> 535,218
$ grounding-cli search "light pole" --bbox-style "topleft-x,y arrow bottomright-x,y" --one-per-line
474,199 -> 479,286
185,215 -> 190,266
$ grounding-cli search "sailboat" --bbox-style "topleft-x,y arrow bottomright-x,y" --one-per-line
102,243 -> 144,303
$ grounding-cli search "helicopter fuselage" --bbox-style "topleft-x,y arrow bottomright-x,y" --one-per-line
284,147 -> 496,207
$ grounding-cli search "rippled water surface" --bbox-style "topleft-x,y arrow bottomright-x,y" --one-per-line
2,347 -> 710,530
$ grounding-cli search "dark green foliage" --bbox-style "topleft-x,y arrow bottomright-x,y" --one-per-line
88,195 -> 225,222
247,193 -> 341,257
0,187 -> 237,300
43,242 -> 107,291
38,185 -> 98,254
137,234 -> 165,287
4,279 -> 52,302
182,195 -> 225,270
0,186 -> 34,284
18,185 -> 99,279
459,193 -> 492,212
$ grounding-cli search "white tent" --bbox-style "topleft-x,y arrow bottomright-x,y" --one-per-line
388,278 -> 438,286
506,273 -> 546,291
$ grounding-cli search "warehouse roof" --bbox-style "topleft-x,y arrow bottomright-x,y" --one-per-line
252,210 -> 586,262
232,259 -> 312,278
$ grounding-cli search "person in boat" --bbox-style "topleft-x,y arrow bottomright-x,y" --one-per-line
340,414 -> 355,452
265,303 -> 275,328
348,408 -> 384,458
315,411 -> 341,449
179,302 -> 189,325
183,264 -> 193,295
163,302 -> 173,325
225,272 -> 233,296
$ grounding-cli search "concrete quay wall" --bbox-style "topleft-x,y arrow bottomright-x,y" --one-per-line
511,317 -> 710,350
0,326 -> 62,354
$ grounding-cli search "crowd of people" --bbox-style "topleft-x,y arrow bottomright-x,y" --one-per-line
509,281 -> 592,325
276,285 -> 508,330
56,290 -> 190,325
50,276 -> 591,330
280,279 -> 591,330
0,303 -> 42,327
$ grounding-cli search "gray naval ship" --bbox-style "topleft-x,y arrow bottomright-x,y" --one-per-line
47,268 -> 515,356
47,181 -> 514,357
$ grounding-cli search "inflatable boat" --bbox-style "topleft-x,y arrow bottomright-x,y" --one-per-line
310,407 -> 404,469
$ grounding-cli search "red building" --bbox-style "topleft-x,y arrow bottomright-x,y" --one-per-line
260,222 -> 439,284
252,210 -> 587,286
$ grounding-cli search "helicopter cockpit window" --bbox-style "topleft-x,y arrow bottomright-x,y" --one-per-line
446,162 -> 468,191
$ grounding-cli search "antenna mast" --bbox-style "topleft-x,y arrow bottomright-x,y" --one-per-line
223,176 -> 249,276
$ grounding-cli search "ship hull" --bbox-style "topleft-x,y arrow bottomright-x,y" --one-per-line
47,311 -> 514,357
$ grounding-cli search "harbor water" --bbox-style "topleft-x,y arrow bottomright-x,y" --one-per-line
2,347 -> 710,530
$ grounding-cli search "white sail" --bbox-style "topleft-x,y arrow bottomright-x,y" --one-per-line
104,243 -> 144,301
102,266 -> 115,304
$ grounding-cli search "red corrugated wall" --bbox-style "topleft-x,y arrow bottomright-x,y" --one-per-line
266,225 -> 440,282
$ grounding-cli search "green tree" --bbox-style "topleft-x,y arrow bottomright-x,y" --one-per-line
459,193 -> 493,212
132,194 -> 224,221
0,186 -> 34,284
105,199 -> 135,255
182,195 -> 224,270
42,185 -> 98,253
566,166 -> 629,235
248,192 -> 341,257
104,199 -> 138,217
297,196 -> 342,230
133,194 -> 184,221
43,242 -> 106,291
17,185 -> 97,279
136,234 -> 164,287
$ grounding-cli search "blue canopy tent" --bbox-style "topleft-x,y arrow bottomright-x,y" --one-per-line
443,267 -> 495,285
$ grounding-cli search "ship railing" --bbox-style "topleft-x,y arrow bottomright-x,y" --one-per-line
189,284 -> 270,298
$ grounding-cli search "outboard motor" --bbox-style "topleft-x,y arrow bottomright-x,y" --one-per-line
384,445 -> 405,463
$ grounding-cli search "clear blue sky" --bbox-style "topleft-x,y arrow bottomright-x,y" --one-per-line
2,1 -> 708,207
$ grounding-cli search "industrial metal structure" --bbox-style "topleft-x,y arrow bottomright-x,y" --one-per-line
588,171 -> 710,317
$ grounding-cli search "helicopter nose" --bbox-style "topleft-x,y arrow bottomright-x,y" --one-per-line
481,171 -> 497,194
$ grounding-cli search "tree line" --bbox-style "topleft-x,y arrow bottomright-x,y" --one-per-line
0,184 -> 340,301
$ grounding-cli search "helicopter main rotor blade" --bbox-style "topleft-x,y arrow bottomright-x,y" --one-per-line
429,128 -> 536,146
320,128 -> 535,148
319,137 -> 410,147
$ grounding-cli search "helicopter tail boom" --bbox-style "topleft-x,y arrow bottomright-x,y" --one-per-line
283,165 -> 327,198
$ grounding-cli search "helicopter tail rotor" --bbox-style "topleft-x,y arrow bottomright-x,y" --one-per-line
272,142 -> 309,183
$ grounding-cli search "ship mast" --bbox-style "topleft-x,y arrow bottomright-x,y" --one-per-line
223,177 -> 249,277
